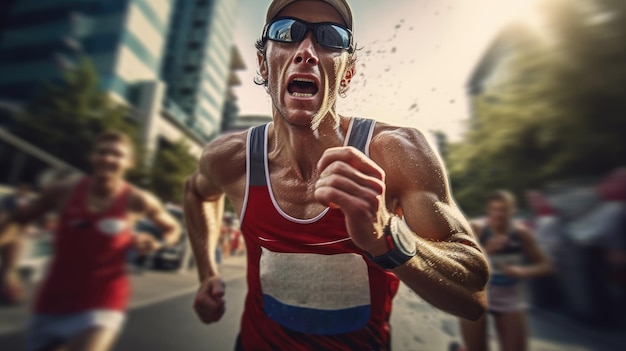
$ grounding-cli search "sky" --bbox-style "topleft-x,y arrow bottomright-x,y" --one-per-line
232,0 -> 542,140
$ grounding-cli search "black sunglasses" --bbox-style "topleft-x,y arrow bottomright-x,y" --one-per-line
262,17 -> 353,52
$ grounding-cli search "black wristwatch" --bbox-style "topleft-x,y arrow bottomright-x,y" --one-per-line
365,216 -> 417,270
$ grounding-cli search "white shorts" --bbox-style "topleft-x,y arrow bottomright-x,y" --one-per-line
27,309 -> 125,351
487,284 -> 526,314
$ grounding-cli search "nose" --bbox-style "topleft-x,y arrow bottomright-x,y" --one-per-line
293,31 -> 319,65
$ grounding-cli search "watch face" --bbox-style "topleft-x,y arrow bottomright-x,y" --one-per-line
392,218 -> 417,256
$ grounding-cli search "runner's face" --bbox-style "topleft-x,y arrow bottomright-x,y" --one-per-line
260,1 -> 352,127
486,200 -> 513,227
90,141 -> 133,179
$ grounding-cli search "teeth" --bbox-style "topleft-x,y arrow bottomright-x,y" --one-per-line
292,78 -> 315,84
292,92 -> 313,98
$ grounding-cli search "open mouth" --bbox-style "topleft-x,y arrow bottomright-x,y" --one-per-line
288,78 -> 319,98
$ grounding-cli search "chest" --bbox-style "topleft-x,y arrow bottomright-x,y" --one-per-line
57,190 -> 135,246
266,168 -> 326,220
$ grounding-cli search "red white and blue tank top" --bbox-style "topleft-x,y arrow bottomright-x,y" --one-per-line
238,118 -> 400,351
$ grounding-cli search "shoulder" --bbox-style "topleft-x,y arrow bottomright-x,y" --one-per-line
369,122 -> 446,193
513,221 -> 534,241
44,178 -> 82,204
197,130 -> 248,187
21,177 -> 82,214
127,186 -> 162,214
370,122 -> 440,170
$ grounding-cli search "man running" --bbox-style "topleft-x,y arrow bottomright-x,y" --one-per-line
0,131 -> 181,351
184,1 -> 489,350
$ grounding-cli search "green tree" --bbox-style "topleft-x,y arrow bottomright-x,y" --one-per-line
14,56 -> 137,172
150,139 -> 198,204
449,0 -> 626,215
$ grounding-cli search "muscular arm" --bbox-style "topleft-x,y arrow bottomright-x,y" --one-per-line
184,132 -> 246,324
184,170 -> 224,282
316,126 -> 489,321
384,129 -> 488,320
507,226 -> 552,279
184,132 -> 246,283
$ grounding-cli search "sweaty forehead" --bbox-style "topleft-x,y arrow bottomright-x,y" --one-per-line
275,1 -> 346,26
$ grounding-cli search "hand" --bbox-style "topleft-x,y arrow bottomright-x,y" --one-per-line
193,276 -> 226,324
315,147 -> 391,256
499,264 -> 527,279
132,233 -> 163,256
484,234 -> 509,254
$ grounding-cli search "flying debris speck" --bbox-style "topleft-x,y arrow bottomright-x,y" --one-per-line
450,99 -> 455,104
391,47 -> 397,53
409,103 -> 418,111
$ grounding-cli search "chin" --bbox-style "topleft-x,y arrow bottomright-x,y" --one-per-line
279,109 -> 319,128
93,171 -> 119,180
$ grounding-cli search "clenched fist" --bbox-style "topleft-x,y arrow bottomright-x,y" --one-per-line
132,232 -> 163,256
193,276 -> 226,324
314,146 -> 391,256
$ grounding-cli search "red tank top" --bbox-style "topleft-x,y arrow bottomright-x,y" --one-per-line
35,177 -> 133,313
239,119 -> 400,351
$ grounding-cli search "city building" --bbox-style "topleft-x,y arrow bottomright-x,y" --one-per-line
467,23 -> 536,117
0,0 -> 18,44
222,47 -> 246,132
162,0 -> 239,142
0,0 -> 172,103
0,0 -> 244,182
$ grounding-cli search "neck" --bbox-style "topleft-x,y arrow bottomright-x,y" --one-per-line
90,175 -> 123,197
270,112 -> 350,181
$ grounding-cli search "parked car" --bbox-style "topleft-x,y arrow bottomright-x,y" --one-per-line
132,204 -> 191,272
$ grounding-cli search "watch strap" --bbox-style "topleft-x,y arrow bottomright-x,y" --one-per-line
365,216 -> 416,270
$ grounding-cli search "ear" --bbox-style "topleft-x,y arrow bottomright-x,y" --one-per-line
342,65 -> 355,85
257,52 -> 268,81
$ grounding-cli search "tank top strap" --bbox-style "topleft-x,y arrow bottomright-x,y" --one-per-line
68,176 -> 91,209
246,119 -> 375,187
346,118 -> 376,156
247,123 -> 269,187
479,225 -> 492,246
107,182 -> 132,215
